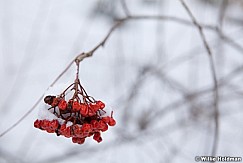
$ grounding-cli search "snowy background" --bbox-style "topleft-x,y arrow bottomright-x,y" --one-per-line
0,0 -> 243,162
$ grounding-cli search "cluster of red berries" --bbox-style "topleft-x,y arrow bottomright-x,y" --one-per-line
34,79 -> 116,144
34,113 -> 115,144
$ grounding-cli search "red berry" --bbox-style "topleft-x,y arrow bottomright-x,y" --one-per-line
101,116 -> 110,123
91,120 -> 99,132
80,103 -> 88,116
41,120 -> 50,130
72,124 -> 82,137
81,123 -> 92,136
88,107 -> 96,116
34,120 -> 41,129
58,124 -> 66,135
72,137 -> 78,143
58,100 -> 67,110
108,118 -> 116,126
93,132 -> 102,143
89,103 -> 100,112
77,137 -> 86,144
49,120 -> 59,130
96,100 -> 105,109
63,126 -> 71,138
46,128 -> 55,133
98,120 -> 108,132
51,97 -> 60,107
72,101 -> 81,112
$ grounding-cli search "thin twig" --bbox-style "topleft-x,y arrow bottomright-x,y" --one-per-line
179,0 -> 219,157
0,12 -> 230,138
120,0 -> 131,16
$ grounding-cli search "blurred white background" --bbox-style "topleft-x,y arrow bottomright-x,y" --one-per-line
0,0 -> 243,162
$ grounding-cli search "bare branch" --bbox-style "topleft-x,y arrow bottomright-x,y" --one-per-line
179,0 -> 219,157
120,0 -> 131,16
1,11 -> 236,138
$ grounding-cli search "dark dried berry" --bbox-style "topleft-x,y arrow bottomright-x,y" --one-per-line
44,96 -> 56,105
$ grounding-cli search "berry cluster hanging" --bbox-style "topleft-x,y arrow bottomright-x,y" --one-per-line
34,61 -> 116,144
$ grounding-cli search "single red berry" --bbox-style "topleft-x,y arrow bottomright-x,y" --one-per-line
88,107 -> 96,116
96,100 -> 105,109
72,101 -> 81,112
98,120 -> 108,132
46,128 -> 55,133
81,123 -> 92,136
72,137 -> 78,143
89,103 -> 100,112
88,132 -> 94,137
58,124 -> 66,136
51,97 -> 60,107
91,120 -> 99,132
58,100 -> 67,110
101,116 -> 110,123
34,119 -> 41,129
108,118 -> 116,126
49,120 -> 59,130
93,132 -> 102,143
41,120 -> 50,130
63,126 -> 72,138
80,103 -> 88,116
76,137 -> 86,144
72,124 -> 82,137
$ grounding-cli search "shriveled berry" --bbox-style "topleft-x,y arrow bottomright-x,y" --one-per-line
58,100 -> 67,110
44,96 -> 56,105
108,118 -> 116,126
96,100 -> 105,109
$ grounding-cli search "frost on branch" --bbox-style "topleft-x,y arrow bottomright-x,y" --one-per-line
34,64 -> 116,145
